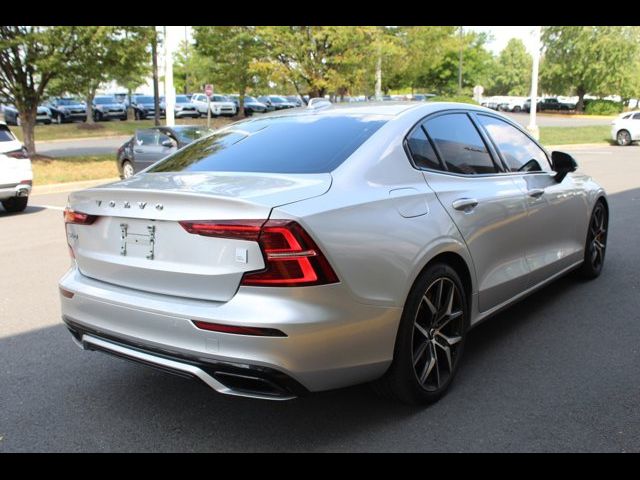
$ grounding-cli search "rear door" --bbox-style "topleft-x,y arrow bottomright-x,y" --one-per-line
475,113 -> 586,287
416,112 -> 531,312
632,113 -> 640,140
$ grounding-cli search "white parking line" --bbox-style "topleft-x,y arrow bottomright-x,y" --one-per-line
32,204 -> 65,211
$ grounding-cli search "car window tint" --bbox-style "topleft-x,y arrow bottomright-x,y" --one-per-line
0,125 -> 15,142
406,126 -> 441,171
477,115 -> 551,172
424,113 -> 497,174
149,115 -> 387,174
633,113 -> 640,120
136,130 -> 158,146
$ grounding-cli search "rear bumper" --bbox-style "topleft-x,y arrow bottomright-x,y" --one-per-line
0,182 -> 31,200
59,267 -> 401,397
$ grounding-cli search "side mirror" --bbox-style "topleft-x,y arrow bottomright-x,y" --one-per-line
551,151 -> 578,183
161,139 -> 174,148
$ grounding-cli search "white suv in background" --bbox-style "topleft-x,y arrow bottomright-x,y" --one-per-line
611,111 -> 640,146
0,122 -> 32,213
190,94 -> 237,117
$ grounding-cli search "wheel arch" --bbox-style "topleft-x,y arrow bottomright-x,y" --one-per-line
405,248 -> 475,313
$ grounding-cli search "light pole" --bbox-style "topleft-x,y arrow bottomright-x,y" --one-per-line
527,26 -> 542,140
458,26 -> 463,94
164,26 -> 175,127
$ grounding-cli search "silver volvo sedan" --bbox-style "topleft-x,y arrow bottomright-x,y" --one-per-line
59,102 -> 608,404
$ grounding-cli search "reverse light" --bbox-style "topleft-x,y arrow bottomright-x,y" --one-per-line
63,208 -> 98,225
179,219 -> 339,287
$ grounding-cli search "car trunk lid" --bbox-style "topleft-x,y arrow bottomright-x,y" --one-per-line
66,172 -> 331,302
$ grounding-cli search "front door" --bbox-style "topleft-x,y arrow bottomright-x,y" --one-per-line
474,113 -> 586,288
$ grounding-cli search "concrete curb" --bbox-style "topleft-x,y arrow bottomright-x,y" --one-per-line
32,178 -> 119,196
35,135 -> 130,145
545,143 -> 613,150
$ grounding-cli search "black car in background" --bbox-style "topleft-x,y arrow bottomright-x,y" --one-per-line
131,95 -> 166,120
92,96 -> 127,122
228,95 -> 268,116
44,98 -> 87,123
257,95 -> 298,111
116,125 -> 213,178
539,97 -> 576,111
3,105 -> 52,125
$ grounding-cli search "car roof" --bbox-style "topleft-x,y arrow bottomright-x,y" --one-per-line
248,101 -> 500,123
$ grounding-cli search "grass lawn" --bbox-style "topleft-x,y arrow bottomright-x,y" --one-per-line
32,154 -> 118,185
539,125 -> 612,146
11,116 -> 236,142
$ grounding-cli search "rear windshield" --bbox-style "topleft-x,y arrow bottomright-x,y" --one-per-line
149,114 -> 387,174
0,125 -> 16,142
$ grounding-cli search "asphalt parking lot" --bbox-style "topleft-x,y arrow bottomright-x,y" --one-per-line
1,144 -> 639,452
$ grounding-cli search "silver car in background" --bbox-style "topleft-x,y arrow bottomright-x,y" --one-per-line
59,102 -> 608,404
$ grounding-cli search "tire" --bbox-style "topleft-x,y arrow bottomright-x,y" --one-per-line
120,115 -> 127,121
616,130 -> 632,146
579,201 -> 608,279
55,114 -> 62,125
134,110 -> 142,121
372,263 -> 469,405
94,112 -> 103,122
2,196 -> 28,213
121,160 -> 135,179
44,120 -> 51,125
513,106 -> 522,113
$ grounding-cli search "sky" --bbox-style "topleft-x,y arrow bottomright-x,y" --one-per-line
465,26 -> 539,55
165,26 -> 538,56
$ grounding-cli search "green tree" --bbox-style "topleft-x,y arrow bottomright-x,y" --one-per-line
417,30 -> 495,96
256,26 -> 373,99
50,26 -> 151,123
193,26 -> 265,115
491,38 -> 532,96
173,40 -> 215,94
402,26 -> 458,93
541,26 -> 640,111
0,26 -> 87,155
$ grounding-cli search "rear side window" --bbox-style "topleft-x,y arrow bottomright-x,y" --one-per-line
406,126 -> 441,171
0,125 -> 16,142
477,115 -> 551,172
633,113 -> 640,120
424,113 -> 498,175
149,115 -> 387,174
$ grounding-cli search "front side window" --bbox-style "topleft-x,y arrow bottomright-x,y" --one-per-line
633,113 -> 640,120
423,113 -> 498,175
0,125 -> 16,142
136,130 -> 159,146
477,115 -> 551,172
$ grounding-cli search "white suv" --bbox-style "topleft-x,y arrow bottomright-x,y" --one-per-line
0,122 -> 32,213
190,94 -> 237,117
611,111 -> 640,146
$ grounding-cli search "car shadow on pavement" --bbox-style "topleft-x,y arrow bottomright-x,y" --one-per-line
1,188 -> 637,452
0,205 -> 46,218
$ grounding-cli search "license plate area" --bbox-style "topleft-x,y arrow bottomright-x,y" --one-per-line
120,223 -> 156,260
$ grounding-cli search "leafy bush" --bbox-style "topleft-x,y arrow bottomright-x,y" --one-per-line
427,95 -> 479,105
584,99 -> 623,115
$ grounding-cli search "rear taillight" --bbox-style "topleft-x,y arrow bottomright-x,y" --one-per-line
6,147 -> 28,159
63,208 -> 98,225
179,219 -> 339,287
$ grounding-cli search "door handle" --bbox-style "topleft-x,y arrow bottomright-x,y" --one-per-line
527,188 -> 545,198
452,198 -> 479,212
134,149 -> 144,153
